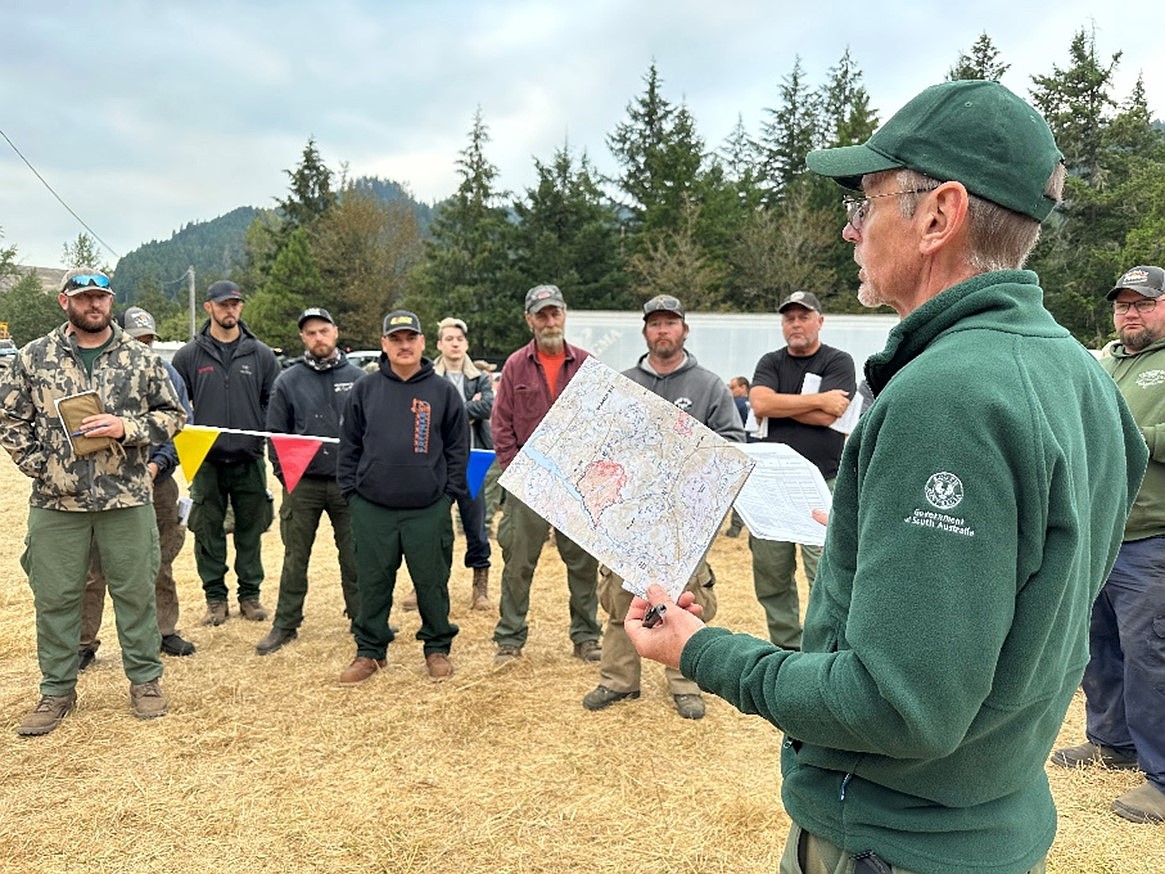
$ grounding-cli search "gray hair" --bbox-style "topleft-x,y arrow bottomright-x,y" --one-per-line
894,166 -> 1064,272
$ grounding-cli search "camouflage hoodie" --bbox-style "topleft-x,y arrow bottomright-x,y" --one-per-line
0,323 -> 185,511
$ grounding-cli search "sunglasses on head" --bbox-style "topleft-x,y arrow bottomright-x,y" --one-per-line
65,274 -> 111,291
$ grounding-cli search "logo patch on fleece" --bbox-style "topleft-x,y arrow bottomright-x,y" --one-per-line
1136,369 -> 1165,390
904,471 -> 976,537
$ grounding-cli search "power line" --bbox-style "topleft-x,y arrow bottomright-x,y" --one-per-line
0,126 -> 122,261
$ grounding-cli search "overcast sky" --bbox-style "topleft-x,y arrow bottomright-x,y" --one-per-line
3,2 -> 1161,270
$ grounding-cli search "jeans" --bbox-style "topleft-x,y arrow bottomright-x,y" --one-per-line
1083,533 -> 1165,788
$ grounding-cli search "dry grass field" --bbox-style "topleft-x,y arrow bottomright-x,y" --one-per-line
0,460 -> 1161,873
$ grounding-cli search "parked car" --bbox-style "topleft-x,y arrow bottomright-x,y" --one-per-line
345,349 -> 380,372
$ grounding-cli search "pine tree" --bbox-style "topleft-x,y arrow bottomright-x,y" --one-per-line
758,56 -> 819,203
511,146 -> 630,311
947,33 -> 1010,81
408,108 -> 517,358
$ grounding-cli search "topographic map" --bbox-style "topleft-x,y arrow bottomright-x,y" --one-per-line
498,357 -> 754,599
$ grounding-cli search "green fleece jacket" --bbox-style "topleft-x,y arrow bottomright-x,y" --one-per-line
1101,335 -> 1165,540
682,271 -> 1146,873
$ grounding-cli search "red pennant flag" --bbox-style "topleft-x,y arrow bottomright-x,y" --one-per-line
269,435 -> 324,493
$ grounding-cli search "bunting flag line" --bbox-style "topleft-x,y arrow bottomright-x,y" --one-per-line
468,448 -> 496,499
172,426 -> 221,485
269,435 -> 325,493
172,425 -> 338,485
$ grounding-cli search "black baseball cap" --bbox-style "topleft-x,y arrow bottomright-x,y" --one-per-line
1106,265 -> 1165,301
298,307 -> 335,328
206,280 -> 245,302
382,310 -> 422,336
778,291 -> 822,314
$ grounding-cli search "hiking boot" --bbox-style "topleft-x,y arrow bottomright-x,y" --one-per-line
15,692 -> 77,737
202,600 -> 228,626
78,646 -> 97,672
494,644 -> 523,666
255,626 -> 297,656
471,566 -> 491,611
400,591 -> 418,611
238,599 -> 268,622
339,656 -> 386,686
425,652 -> 454,681
1050,740 -> 1138,769
161,633 -> 196,656
1112,780 -> 1165,824
582,685 -> 640,711
673,693 -> 706,720
130,680 -> 168,720
572,640 -> 602,662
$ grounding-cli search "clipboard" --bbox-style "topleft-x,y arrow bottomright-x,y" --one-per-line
55,390 -> 116,456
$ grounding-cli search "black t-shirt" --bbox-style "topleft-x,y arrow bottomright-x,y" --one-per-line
750,344 -> 856,479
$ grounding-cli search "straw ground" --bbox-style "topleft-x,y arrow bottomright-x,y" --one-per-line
0,461 -> 1160,872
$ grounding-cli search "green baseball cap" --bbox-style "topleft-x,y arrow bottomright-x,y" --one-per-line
806,80 -> 1063,222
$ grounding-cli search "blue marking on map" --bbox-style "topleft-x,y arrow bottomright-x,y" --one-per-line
523,445 -> 587,509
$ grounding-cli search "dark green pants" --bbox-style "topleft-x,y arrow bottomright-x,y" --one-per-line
349,494 -> 458,658
22,505 -> 162,695
188,459 -> 273,603
273,476 -> 359,631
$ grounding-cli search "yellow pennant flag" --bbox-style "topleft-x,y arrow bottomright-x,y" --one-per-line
173,425 -> 221,484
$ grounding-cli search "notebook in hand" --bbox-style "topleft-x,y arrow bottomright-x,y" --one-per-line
55,390 -> 116,456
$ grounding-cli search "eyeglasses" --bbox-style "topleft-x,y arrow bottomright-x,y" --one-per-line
1113,299 -> 1160,315
64,274 -> 111,292
842,188 -> 937,233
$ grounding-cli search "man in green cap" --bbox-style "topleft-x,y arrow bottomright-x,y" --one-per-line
624,80 -> 1147,873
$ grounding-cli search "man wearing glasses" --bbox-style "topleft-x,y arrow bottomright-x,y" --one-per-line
172,281 -> 281,628
1051,265 -> 1165,824
626,81 -> 1146,872
1,269 -> 185,735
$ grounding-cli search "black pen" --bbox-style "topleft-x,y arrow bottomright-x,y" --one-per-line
69,426 -> 100,438
642,603 -> 667,628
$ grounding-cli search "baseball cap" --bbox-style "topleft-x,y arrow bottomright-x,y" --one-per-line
121,306 -> 157,338
298,306 -> 335,328
382,310 -> 422,336
643,294 -> 685,320
206,280 -> 245,302
778,291 -> 822,314
1107,265 -> 1165,301
61,269 -> 113,296
525,284 -> 567,314
806,80 -> 1063,222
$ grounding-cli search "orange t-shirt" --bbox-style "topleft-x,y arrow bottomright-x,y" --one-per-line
537,348 -> 567,399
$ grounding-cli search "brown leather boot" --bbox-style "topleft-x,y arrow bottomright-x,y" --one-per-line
471,567 -> 491,611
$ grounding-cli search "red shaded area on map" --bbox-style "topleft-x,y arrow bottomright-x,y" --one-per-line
579,459 -> 628,521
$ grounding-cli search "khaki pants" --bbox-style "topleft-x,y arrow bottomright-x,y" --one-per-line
596,561 -> 716,696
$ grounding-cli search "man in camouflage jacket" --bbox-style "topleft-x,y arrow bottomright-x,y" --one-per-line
0,269 -> 185,736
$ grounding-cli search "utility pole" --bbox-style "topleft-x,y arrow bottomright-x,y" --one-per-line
187,265 -> 196,339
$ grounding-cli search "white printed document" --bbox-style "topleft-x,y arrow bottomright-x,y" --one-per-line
733,443 -> 831,546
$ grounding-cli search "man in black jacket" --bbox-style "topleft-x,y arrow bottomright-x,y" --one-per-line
256,307 -> 366,655
337,310 -> 469,684
172,280 -> 281,627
